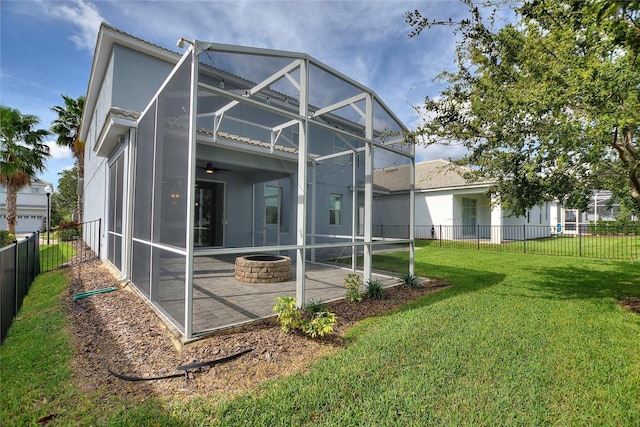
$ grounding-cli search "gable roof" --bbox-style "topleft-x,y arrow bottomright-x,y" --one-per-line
79,23 -> 181,142
81,24 -> 409,143
374,159 -> 496,192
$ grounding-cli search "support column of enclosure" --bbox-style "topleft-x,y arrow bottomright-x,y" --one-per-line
363,94 -> 373,282
184,42 -> 201,339
490,195 -> 503,244
295,58 -> 309,308
409,156 -> 415,276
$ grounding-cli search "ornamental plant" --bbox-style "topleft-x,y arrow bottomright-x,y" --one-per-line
400,273 -> 420,288
303,310 -> 337,338
344,273 -> 362,302
364,278 -> 386,299
273,296 -> 303,332
0,230 -> 15,247
57,221 -> 81,241
273,296 -> 337,338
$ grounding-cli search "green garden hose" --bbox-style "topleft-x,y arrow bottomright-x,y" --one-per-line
72,287 -> 118,301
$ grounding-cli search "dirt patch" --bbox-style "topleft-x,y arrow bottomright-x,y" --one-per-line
620,296 -> 640,315
64,260 -> 449,401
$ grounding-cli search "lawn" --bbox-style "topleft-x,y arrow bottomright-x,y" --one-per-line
39,242 -> 75,272
420,233 -> 639,260
1,248 -> 638,425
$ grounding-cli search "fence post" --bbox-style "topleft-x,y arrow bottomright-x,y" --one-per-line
477,224 -> 480,250
523,224 -> 526,254
579,223 -> 582,257
13,240 -> 18,321
26,236 -> 30,291
439,225 -> 442,247
35,231 -> 40,276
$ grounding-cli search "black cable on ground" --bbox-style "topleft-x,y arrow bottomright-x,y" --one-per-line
108,348 -> 254,382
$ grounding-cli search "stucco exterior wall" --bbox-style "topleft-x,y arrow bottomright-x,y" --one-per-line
111,45 -> 175,113
84,45 -> 175,261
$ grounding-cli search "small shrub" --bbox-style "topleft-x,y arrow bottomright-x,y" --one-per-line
305,298 -> 327,315
273,296 -> 303,332
303,311 -> 337,338
344,273 -> 363,302
274,296 -> 337,338
0,230 -> 15,248
57,221 -> 81,242
400,273 -> 420,288
365,278 -> 386,299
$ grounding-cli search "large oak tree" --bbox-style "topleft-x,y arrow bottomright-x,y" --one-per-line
407,0 -> 640,216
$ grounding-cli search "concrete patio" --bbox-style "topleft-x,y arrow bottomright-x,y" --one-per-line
189,255 -> 401,336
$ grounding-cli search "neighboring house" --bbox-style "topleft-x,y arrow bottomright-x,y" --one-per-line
0,178 -> 51,234
556,190 -> 635,234
80,24 -> 414,338
374,159 -> 553,242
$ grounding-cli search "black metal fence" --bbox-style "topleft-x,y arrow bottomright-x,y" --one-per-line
369,224 -> 638,260
415,224 -> 639,260
1,233 -> 40,343
39,219 -> 101,272
1,219 -> 101,344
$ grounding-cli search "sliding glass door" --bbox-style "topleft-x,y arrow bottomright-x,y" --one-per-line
194,181 -> 225,247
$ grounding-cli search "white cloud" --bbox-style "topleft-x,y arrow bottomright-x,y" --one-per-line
46,139 -> 74,162
38,0 -> 476,166
47,0 -> 104,51
415,143 -> 467,163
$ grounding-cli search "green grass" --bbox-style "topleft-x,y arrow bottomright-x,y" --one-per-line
207,249 -> 640,425
1,248 -> 639,425
0,270 -> 74,425
39,242 -> 75,272
420,234 -> 640,260
0,269 -> 178,426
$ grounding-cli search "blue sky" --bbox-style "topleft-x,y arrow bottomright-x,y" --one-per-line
1,0 -> 491,190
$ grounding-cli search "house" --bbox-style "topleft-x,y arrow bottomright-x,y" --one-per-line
0,178 -> 52,234
80,24 -> 414,339
553,190 -> 635,234
373,159 -> 554,242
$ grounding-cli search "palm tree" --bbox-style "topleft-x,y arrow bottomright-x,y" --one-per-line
51,94 -> 85,222
0,106 -> 51,235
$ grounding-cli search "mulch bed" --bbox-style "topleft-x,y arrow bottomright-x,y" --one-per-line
620,296 -> 640,315
64,259 -> 450,401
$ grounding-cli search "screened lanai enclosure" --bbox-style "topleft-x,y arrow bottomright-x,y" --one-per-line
131,40 -> 414,339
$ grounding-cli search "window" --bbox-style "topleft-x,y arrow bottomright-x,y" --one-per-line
265,185 -> 280,225
329,194 -> 342,225
31,187 -> 40,194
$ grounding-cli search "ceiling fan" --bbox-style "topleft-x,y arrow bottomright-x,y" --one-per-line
200,161 -> 232,175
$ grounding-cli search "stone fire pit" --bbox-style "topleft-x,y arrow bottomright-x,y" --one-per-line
235,254 -> 292,283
